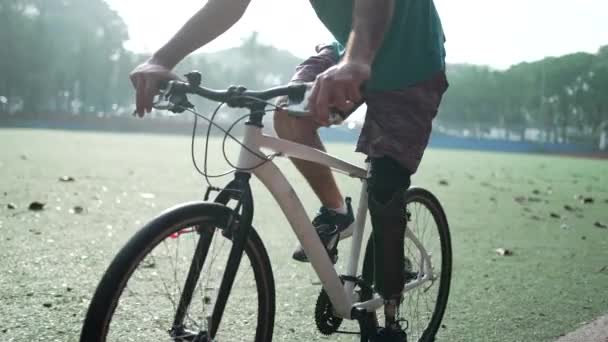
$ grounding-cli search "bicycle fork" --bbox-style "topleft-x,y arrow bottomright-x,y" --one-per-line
170,172 -> 254,340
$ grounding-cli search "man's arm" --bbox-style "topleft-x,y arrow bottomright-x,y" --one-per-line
344,0 -> 395,65
154,0 -> 252,69
310,0 -> 394,125
131,0 -> 251,116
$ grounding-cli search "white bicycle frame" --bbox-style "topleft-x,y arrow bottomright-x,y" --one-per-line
235,123 -> 435,320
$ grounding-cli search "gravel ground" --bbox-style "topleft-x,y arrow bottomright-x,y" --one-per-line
1,128 -> 607,341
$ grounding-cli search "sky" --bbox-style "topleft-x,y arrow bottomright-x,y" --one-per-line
105,0 -> 608,70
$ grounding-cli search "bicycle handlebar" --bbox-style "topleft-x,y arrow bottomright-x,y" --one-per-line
156,72 -> 308,113
155,71 -> 351,125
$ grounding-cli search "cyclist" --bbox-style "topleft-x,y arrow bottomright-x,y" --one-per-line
130,1 -> 448,340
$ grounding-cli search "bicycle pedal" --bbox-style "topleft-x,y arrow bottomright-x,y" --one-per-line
329,244 -> 339,264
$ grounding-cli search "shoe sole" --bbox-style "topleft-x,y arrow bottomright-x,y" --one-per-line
292,233 -> 342,264
292,220 -> 355,263
338,223 -> 355,240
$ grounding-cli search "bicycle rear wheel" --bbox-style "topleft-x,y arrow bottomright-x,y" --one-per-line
362,187 -> 452,342
80,202 -> 275,341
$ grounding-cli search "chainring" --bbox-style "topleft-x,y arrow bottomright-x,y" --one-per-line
314,288 -> 343,335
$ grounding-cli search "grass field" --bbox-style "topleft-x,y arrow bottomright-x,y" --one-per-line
1,128 -> 607,342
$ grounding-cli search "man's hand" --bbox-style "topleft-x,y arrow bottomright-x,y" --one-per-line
129,58 -> 180,117
308,60 -> 370,126
306,0 -> 393,126
128,0 -> 251,117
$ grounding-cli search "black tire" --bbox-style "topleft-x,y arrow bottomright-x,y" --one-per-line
80,202 -> 275,342
361,187 -> 452,342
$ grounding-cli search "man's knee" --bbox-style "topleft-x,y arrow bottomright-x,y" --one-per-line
273,106 -> 291,138
273,104 -> 319,139
368,156 -> 412,207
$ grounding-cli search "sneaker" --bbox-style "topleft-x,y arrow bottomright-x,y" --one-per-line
291,199 -> 354,263
373,322 -> 408,342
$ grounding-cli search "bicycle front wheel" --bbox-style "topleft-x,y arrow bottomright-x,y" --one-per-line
80,202 -> 275,342
362,187 -> 452,342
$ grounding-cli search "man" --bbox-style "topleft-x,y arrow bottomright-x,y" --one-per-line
130,0 -> 448,340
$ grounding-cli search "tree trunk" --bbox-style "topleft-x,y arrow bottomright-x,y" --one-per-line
0,1 -> 14,113
561,124 -> 568,144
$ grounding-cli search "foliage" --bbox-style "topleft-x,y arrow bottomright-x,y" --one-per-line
0,1 -> 303,118
0,1 -> 606,147
441,50 -> 608,145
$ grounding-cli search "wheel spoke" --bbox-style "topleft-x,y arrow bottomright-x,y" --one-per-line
193,231 -> 204,332
91,210 -> 271,341
201,229 -> 224,330
370,191 -> 451,342
173,226 -> 216,330
173,235 -> 183,316
123,286 -> 169,333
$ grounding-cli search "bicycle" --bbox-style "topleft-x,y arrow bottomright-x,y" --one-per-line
80,71 -> 452,342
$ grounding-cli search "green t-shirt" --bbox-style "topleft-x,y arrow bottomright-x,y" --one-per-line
309,0 -> 446,91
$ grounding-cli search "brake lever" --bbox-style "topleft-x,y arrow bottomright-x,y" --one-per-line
152,80 -> 174,110
152,80 -> 194,113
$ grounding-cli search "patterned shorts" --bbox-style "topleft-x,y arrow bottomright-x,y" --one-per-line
289,44 -> 449,174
